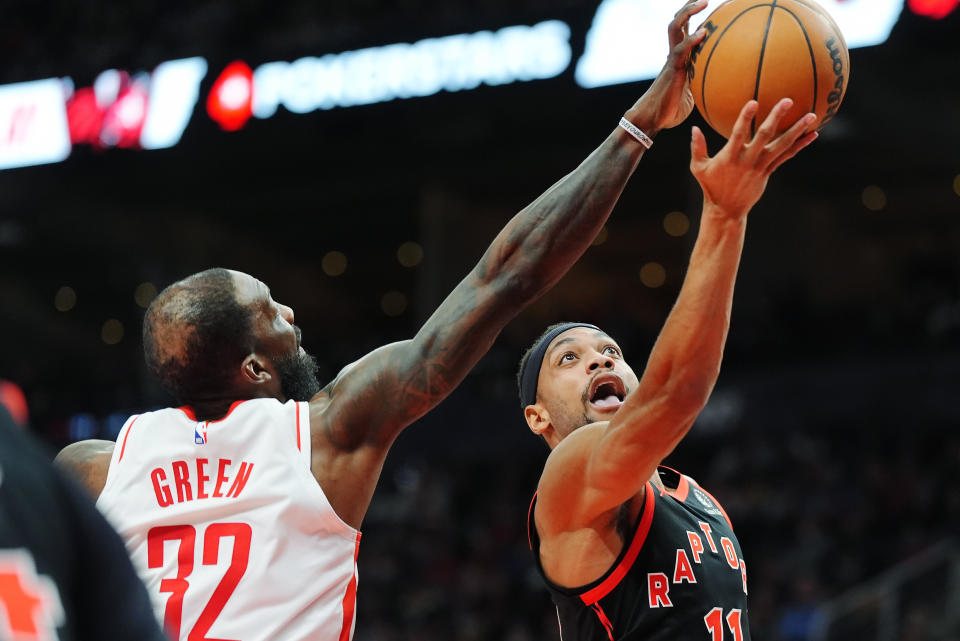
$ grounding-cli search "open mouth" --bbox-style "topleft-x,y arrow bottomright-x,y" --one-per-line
588,374 -> 626,412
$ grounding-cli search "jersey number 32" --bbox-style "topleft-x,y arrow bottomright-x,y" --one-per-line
148,523 -> 253,641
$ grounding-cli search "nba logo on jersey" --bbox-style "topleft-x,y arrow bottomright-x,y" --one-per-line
195,421 -> 208,445
692,487 -> 722,517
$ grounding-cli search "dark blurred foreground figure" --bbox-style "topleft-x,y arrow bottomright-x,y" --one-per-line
54,2 -> 744,639
0,406 -> 167,641
0,380 -> 29,428
520,98 -> 818,641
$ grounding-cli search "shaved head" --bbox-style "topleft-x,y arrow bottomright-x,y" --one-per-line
143,268 -> 254,405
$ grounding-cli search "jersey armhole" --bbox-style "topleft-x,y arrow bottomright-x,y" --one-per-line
295,401 -> 311,468
96,414 -> 141,505
292,401 -> 361,541
529,482 -> 657,604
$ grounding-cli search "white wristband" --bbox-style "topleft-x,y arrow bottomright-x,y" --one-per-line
618,117 -> 653,149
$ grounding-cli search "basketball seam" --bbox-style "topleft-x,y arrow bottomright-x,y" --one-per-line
788,0 -> 845,38
699,4 -> 772,135
787,0 -> 850,68
775,5 -> 819,117
752,0 -> 779,137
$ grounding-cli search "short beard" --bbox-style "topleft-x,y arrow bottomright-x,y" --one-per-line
273,349 -> 321,402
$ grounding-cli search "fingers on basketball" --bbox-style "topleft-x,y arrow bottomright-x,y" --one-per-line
753,98 -> 793,143
768,130 -> 818,174
760,111 -> 815,167
690,125 -> 709,168
728,100 -> 759,148
671,0 -> 707,43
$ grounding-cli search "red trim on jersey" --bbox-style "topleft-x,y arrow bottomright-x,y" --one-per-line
295,402 -> 302,451
117,415 -> 142,463
338,533 -> 362,641
657,466 -> 689,502
696,484 -> 734,529
526,491 -> 539,550
668,474 -> 690,502
212,400 -> 247,423
590,603 -> 616,641
579,481 -> 656,606
176,400 -> 247,424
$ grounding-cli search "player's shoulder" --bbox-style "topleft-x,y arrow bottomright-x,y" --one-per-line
543,421 -> 609,470
53,439 -> 115,499
679,473 -> 733,527
537,421 -> 610,506
55,438 -> 115,463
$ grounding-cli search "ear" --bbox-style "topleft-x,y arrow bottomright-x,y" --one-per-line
241,353 -> 274,385
524,403 -> 552,437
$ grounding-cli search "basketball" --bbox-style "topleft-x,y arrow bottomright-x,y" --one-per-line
690,0 -> 850,139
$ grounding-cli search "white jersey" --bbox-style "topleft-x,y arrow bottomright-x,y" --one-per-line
96,398 -> 361,641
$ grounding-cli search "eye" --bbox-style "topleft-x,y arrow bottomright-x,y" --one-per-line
559,352 -> 577,364
603,345 -> 621,357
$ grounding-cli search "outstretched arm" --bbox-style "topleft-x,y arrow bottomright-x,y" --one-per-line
539,99 -> 818,533
313,0 -> 710,452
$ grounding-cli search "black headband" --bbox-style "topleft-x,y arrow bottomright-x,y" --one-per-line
518,322 -> 599,408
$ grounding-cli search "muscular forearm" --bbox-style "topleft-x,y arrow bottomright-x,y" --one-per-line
649,206 -> 746,394
478,123 -> 653,301
324,118 -> 661,450
580,207 -> 746,506
495,0 -> 711,301
548,208 -> 749,518
613,205 -> 747,439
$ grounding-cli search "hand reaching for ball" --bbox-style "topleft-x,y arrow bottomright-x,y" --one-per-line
689,0 -> 849,139
690,98 -> 818,217
623,0 -> 710,135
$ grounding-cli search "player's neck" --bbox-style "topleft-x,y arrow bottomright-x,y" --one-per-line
182,384 -> 282,421
650,470 -> 665,492
182,396 -> 249,422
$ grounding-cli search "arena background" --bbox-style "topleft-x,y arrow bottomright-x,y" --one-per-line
1,1 -> 959,639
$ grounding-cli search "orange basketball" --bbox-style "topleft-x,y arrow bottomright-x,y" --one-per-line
690,0 -> 850,139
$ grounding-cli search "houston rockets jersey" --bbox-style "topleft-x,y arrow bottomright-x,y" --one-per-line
528,467 -> 750,641
96,398 -> 362,641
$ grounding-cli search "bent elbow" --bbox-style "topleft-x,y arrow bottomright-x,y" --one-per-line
486,269 -> 543,308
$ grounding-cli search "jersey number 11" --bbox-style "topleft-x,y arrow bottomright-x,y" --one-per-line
704,607 -> 744,641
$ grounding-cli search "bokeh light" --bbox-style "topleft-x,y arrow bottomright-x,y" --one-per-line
381,291 -> 407,317
322,251 -> 348,276
397,242 -> 423,267
663,211 -> 690,237
54,286 -> 76,312
134,282 -> 158,309
862,185 -> 887,211
640,262 -> 666,288
101,319 -> 125,345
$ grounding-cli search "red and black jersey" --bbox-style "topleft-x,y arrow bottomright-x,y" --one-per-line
527,467 -> 750,641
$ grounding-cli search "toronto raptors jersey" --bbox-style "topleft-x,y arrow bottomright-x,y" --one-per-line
96,398 -> 362,641
528,467 -> 750,641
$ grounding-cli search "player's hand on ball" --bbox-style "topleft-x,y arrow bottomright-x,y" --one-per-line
690,98 -> 818,216
625,0 -> 710,133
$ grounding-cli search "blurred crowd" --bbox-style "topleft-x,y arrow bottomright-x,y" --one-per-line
353,411 -> 960,641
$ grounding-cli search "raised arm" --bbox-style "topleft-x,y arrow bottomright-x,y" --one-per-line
539,99 -> 818,531
313,1 -> 710,452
